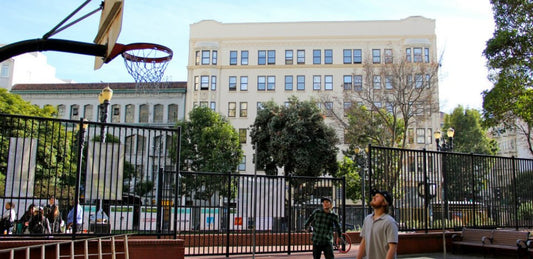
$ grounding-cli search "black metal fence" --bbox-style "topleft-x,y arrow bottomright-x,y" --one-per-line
0,113 -> 180,238
367,145 -> 533,232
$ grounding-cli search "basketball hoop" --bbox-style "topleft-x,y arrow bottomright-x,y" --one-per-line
119,43 -> 173,93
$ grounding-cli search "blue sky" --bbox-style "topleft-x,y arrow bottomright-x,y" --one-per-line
1,0 -> 494,113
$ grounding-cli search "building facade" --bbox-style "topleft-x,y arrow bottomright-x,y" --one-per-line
187,17 -> 441,174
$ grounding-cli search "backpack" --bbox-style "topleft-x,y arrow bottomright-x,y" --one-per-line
30,218 -> 45,234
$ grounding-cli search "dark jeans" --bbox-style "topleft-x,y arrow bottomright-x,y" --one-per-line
313,243 -> 334,259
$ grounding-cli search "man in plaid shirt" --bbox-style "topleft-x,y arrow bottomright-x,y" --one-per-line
304,197 -> 343,259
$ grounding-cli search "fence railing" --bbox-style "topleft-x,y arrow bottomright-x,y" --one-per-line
0,113 -> 180,238
367,145 -> 533,232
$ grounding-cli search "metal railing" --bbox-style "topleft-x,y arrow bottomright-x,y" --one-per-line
0,234 -> 130,259
366,145 -> 533,232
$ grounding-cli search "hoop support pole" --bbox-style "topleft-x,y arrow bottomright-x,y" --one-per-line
0,38 -> 107,63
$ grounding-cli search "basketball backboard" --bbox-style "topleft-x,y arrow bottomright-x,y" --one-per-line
94,0 -> 124,70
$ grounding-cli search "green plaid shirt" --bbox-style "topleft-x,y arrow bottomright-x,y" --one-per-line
304,208 -> 342,245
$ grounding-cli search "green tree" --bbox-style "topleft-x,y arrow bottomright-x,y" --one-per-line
443,106 -> 498,201
483,0 -> 533,155
336,157 -> 362,202
173,106 -> 242,203
250,96 -> 339,177
445,106 -> 498,155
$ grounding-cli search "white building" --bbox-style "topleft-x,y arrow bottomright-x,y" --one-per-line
0,47 -> 67,90
187,17 -> 441,174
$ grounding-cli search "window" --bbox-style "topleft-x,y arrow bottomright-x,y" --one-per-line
384,49 -> 393,64
194,76 -> 199,90
324,102 -> 333,116
385,76 -> 393,89
354,75 -> 363,91
168,104 -> 178,123
0,64 -> 9,77
406,48 -> 412,62
239,129 -> 247,143
201,50 -> 210,65
212,50 -> 217,65
210,102 -> 216,111
416,128 -> 425,144
267,50 -> 275,65
195,51 -> 200,65
285,75 -> 293,90
240,102 -> 248,117
139,104 -> 149,123
373,75 -> 381,89
211,76 -> 217,90
84,104 -> 94,121
324,75 -> 333,90
297,50 -> 305,64
353,49 -> 362,64
385,103 -> 393,113
125,104 -> 135,123
427,128 -> 433,144
313,75 -> 321,90
153,104 -> 164,123
313,49 -> 321,64
297,75 -> 305,90
267,76 -> 275,90
229,76 -> 237,91
257,76 -> 266,91
257,102 -> 264,111
425,74 -> 431,88
241,50 -> 249,65
200,102 -> 208,108
343,75 -> 352,90
230,51 -> 238,65
343,49 -> 352,64
258,50 -> 266,65
372,49 -> 381,64
413,47 -> 422,62
285,50 -> 293,65
240,76 -> 248,91
228,102 -> 236,117
200,75 -> 209,90
324,49 -> 333,64
424,48 -> 430,63
373,102 -> 382,109
343,102 -> 352,115
415,74 -> 423,88
111,104 -> 120,122
238,156 -> 246,171
70,105 -> 79,120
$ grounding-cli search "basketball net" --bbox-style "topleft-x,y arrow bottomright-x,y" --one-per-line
121,43 -> 173,94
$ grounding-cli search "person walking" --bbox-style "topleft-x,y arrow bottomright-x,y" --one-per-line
304,197 -> 343,259
357,190 -> 398,259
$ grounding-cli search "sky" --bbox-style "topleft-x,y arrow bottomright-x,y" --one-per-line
1,0 -> 495,113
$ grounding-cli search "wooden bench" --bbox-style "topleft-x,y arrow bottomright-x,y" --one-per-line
483,230 -> 529,258
451,228 -> 493,254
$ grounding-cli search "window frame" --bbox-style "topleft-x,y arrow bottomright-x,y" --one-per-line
240,102 -> 248,117
343,75 -> 352,90
297,50 -> 305,64
201,50 -> 210,65
324,49 -> 333,64
324,75 -> 333,90
343,49 -> 352,64
241,50 -> 249,65
240,76 -> 248,91
228,102 -> 236,117
313,75 -> 321,90
229,51 -> 238,65
285,75 -> 293,90
297,75 -> 305,90
229,76 -> 237,91
258,50 -> 266,65
372,49 -> 381,64
267,76 -> 275,91
285,50 -> 293,65
267,50 -> 276,65
257,76 -> 266,91
353,49 -> 362,64
313,49 -> 321,64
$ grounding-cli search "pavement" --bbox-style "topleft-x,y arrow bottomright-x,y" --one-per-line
185,244 -> 491,259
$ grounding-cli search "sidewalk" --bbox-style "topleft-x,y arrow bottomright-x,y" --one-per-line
185,245 -> 487,259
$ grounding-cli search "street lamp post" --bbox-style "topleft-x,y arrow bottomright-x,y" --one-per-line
434,127 -> 455,259
98,86 -> 113,143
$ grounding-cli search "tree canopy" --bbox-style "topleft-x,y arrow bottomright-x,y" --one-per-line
249,96 -> 339,176
445,106 -> 498,155
483,0 -> 533,155
176,106 -> 243,173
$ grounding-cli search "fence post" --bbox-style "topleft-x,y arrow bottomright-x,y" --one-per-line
225,172 -> 231,258
287,174 -> 292,255
512,156 -> 518,230
156,168 -> 163,239
422,148 -> 428,233
173,127 -> 181,240
470,153 -> 476,228
73,117 -> 87,239
342,176 -> 346,234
